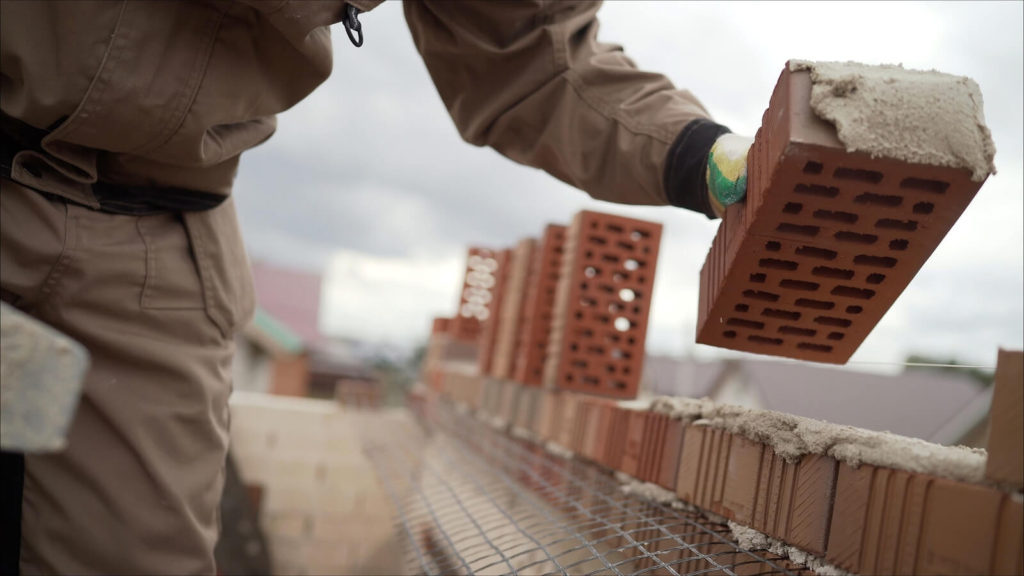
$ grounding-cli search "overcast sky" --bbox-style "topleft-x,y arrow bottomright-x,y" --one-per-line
234,1 -> 1023,373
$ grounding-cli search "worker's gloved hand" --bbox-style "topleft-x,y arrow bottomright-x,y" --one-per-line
706,133 -> 755,217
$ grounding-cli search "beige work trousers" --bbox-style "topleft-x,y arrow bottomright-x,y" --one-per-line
0,177 -> 254,574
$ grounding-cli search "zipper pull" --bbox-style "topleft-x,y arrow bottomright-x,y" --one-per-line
342,4 -> 364,48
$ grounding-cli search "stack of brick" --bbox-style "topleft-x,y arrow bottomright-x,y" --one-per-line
477,249 -> 511,377
543,211 -> 662,399
460,348 -> 1024,576
513,225 -> 567,386
432,209 -> 662,422
490,238 -> 536,380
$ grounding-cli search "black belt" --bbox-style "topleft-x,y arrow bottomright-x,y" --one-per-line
1,113 -> 226,215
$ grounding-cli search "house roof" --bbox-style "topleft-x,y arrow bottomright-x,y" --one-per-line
643,356 -> 989,445
738,360 -> 987,443
241,307 -> 305,357
250,261 -> 324,345
642,355 -> 723,398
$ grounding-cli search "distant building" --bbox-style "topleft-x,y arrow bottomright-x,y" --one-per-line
233,308 -> 309,396
642,356 -> 992,447
240,261 -> 382,405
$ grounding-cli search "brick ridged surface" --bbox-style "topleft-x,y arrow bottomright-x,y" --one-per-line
491,239 -> 535,379
450,248 -> 503,342
513,225 -> 567,386
477,249 -> 512,376
697,65 -> 989,363
543,211 -> 663,398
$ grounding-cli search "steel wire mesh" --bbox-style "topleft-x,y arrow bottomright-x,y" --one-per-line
362,403 -> 812,576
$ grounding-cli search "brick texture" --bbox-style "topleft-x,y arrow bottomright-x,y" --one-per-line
477,249 -> 512,376
450,248 -> 503,342
491,240 -> 535,379
986,349 -> 1023,490
544,211 -> 662,398
697,65 -> 989,363
513,225 -> 567,386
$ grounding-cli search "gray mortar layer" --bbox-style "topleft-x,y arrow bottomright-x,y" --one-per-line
790,60 -> 996,182
650,396 -> 987,484
729,521 -> 852,576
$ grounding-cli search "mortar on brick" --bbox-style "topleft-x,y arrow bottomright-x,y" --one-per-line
651,396 -> 986,484
729,521 -> 851,576
790,60 -> 996,182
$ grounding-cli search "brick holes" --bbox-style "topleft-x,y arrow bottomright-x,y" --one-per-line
798,342 -> 834,353
853,255 -> 898,269
803,161 -> 824,174
749,273 -> 767,283
776,223 -> 820,237
779,279 -> 820,291
900,177 -> 950,194
889,239 -> 909,251
795,246 -> 838,260
795,298 -> 836,310
743,289 -> 781,302
550,212 -> 661,398
812,266 -> 855,280
854,192 -> 903,207
835,231 -> 879,245
866,273 -> 886,285
813,209 -> 859,224
831,286 -> 876,300
735,303 -> 750,312
759,258 -> 799,271
783,202 -> 804,214
845,305 -> 863,314
912,202 -> 935,214
779,326 -> 816,337
794,183 -> 840,198
814,316 -> 853,328
749,335 -> 783,345
727,318 -> 766,330
834,166 -> 884,184
765,241 -> 782,252
875,218 -> 918,232
762,308 -> 801,321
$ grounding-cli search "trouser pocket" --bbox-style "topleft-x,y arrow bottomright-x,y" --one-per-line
181,196 -> 254,338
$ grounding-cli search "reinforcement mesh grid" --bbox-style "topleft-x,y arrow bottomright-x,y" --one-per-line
362,404 -> 810,576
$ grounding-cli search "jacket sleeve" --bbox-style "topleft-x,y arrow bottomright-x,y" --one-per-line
403,0 -> 730,218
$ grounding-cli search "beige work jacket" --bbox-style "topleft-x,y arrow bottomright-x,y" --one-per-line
1,0 -> 728,217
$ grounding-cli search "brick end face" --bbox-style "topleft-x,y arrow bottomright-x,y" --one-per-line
697,66 -> 987,363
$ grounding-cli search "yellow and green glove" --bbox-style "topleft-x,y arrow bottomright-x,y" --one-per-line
706,133 -> 755,217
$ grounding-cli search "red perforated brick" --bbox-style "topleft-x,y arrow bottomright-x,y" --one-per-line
492,239 -> 535,379
478,249 -> 511,376
543,210 -> 662,398
513,224 -> 567,386
697,64 -> 989,363
450,247 -> 503,342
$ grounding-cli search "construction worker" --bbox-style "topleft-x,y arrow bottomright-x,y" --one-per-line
0,1 -> 749,573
